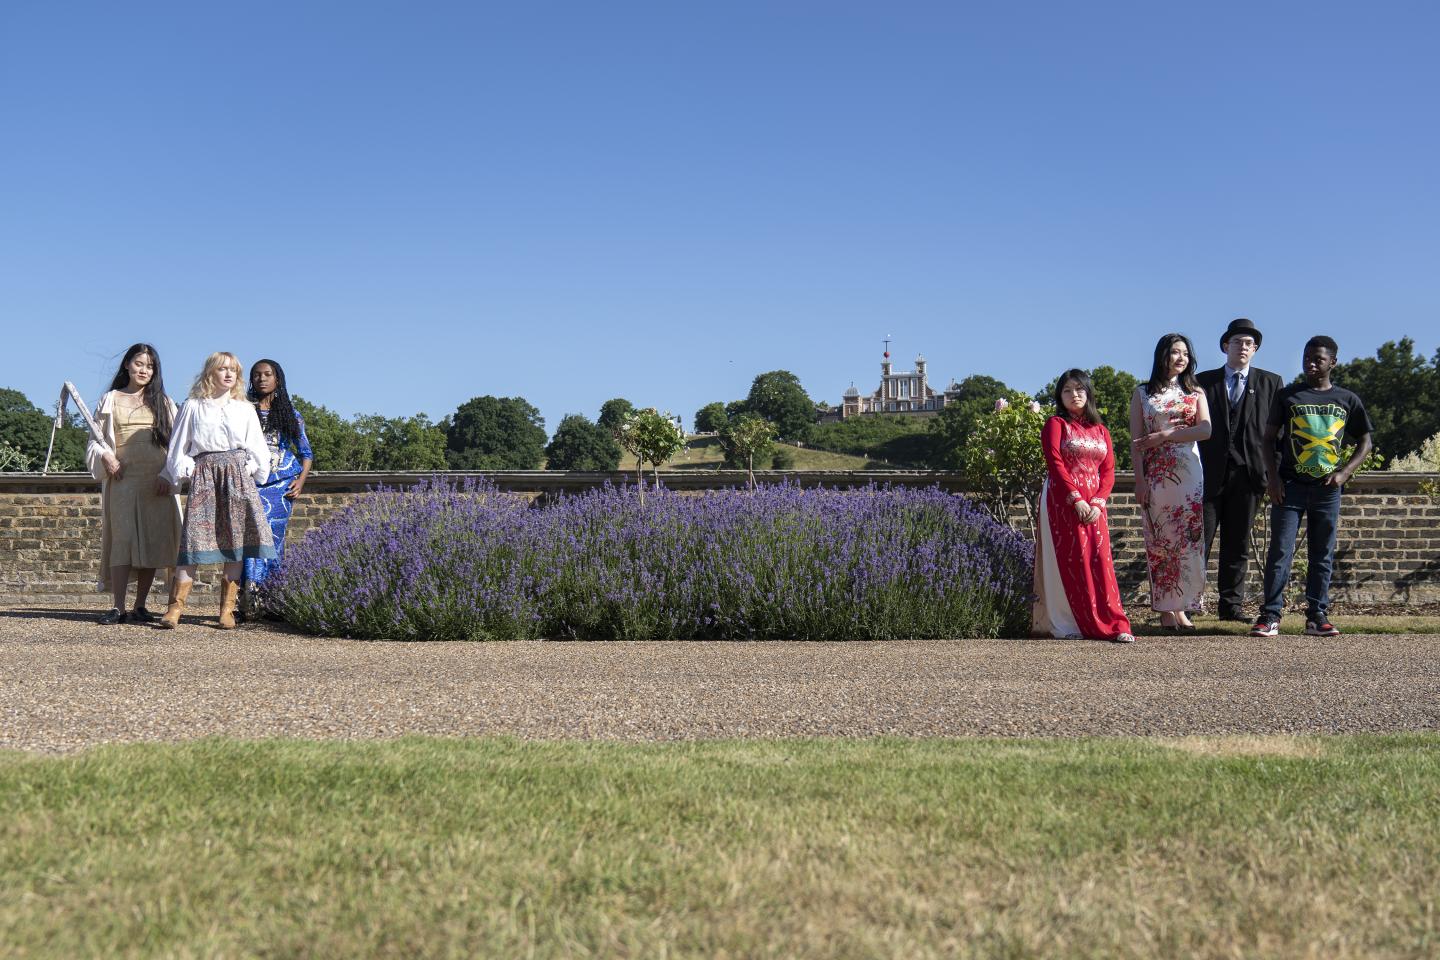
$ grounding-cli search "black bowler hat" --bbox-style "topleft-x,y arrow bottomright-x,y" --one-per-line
1221,318 -> 1263,350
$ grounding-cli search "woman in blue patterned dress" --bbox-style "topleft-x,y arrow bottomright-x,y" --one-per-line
242,359 -> 313,611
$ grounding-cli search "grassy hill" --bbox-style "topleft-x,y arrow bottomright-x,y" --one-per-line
619,436 -> 901,472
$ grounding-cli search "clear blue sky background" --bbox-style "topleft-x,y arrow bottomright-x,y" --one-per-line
3,1 -> 1436,436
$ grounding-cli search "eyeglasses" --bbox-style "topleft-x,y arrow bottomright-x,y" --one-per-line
1228,337 -> 1257,349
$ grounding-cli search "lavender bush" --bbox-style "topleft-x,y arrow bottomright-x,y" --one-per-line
261,479 -> 1034,641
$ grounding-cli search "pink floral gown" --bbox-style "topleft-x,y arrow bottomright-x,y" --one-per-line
1138,385 -> 1205,613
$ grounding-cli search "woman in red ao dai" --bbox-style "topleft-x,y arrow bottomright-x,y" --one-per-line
1033,369 -> 1135,643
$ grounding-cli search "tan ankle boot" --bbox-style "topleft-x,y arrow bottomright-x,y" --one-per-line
217,579 -> 240,630
159,579 -> 192,629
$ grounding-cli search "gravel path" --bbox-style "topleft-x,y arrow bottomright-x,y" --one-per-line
3,601 -> 1439,753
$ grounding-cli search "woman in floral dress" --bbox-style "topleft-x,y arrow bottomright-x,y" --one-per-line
242,358 -> 313,613
1033,369 -> 1135,643
1130,333 -> 1212,629
158,352 -> 276,630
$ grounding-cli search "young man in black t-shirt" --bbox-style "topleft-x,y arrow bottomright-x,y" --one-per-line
1251,336 -> 1373,638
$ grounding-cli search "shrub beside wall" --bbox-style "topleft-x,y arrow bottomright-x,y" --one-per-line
2,472 -> 1438,612
263,479 -> 1035,641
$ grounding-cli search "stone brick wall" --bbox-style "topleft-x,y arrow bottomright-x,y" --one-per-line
3,471 -> 1437,611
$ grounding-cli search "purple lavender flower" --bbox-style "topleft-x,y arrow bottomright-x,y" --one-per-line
261,478 -> 1034,641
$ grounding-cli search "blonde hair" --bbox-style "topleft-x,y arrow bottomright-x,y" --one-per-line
189,351 -> 246,400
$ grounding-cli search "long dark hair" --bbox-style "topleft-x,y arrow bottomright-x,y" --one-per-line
108,343 -> 173,447
247,358 -> 301,446
1146,333 -> 1200,396
1053,368 -> 1102,425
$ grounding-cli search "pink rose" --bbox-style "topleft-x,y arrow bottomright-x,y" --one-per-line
994,398 -> 1009,412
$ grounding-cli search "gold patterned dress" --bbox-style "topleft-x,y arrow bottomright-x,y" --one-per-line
103,393 -> 181,573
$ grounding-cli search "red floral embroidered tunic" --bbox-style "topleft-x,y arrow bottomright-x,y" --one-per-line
1034,415 -> 1131,639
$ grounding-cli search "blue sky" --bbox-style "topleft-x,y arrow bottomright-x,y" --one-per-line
3,1 -> 1436,434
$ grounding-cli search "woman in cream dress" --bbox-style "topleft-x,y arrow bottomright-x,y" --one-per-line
85,343 -> 182,624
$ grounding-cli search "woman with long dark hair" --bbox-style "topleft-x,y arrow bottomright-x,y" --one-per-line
242,359 -> 313,607
84,343 -> 183,624
1130,333 -> 1212,629
1033,369 -> 1134,643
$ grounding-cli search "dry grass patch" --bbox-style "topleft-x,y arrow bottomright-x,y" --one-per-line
1158,735 -> 1327,758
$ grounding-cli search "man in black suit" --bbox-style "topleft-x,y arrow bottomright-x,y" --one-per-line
1197,318 -> 1283,621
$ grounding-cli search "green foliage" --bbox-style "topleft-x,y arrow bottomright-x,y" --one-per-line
1341,444 -> 1385,476
808,415 -> 933,466
927,375 -> 1015,470
721,413 -> 777,488
1388,430 -> 1440,472
694,401 -> 728,434
1035,365 -> 1139,469
770,446 -> 796,470
0,386 -> 85,471
616,408 -> 688,495
291,399 -> 449,471
445,396 -> 547,470
962,395 -> 1049,530
0,437 -> 33,471
1332,337 -> 1440,467
293,397 -> 369,470
1387,429 -> 1440,501
741,370 -> 816,443
545,414 -> 622,471
597,397 -> 636,432
370,414 -> 449,471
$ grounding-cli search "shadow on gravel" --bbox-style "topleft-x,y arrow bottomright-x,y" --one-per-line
0,608 -> 117,624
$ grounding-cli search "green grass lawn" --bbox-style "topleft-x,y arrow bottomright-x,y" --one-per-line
1132,612 -> 1440,635
622,436 -> 885,472
3,735 -> 1437,958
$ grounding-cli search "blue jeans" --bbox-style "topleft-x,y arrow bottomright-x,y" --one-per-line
1260,480 -> 1342,622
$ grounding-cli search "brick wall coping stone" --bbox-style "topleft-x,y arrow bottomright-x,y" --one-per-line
5,470 -> 1436,496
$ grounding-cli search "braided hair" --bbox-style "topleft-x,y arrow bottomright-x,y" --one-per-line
247,358 -> 301,447
108,343 -> 174,447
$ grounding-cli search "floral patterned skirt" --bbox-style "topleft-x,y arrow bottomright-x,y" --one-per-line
177,450 -> 278,565
1139,441 -> 1206,612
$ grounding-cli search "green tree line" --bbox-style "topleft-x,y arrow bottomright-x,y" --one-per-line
4,337 -> 1438,472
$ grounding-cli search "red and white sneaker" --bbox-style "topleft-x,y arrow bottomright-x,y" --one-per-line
1250,619 -> 1280,638
1305,620 -> 1341,637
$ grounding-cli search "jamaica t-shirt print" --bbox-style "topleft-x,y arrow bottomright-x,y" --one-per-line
1269,384 -> 1374,484
1290,401 -> 1347,478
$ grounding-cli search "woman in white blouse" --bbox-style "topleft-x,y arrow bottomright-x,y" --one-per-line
158,352 -> 276,629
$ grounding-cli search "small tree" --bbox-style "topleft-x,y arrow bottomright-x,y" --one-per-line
694,401 -> 729,434
615,408 -> 687,504
445,395 -> 547,470
722,414 -> 777,490
742,370 -> 817,442
598,398 -> 636,432
961,397 -> 1049,533
546,414 -> 622,471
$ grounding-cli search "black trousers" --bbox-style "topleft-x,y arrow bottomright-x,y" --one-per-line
1203,464 -> 1264,617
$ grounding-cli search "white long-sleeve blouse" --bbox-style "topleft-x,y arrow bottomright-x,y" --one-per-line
161,396 -> 271,486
